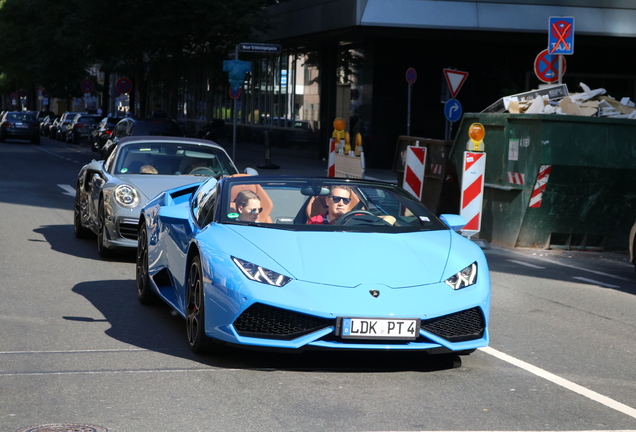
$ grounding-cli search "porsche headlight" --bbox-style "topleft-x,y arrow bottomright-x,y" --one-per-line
444,262 -> 477,290
232,257 -> 291,287
114,184 -> 139,208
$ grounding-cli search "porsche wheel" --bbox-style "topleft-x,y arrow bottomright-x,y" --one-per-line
97,199 -> 115,258
186,256 -> 218,354
136,224 -> 156,304
73,190 -> 91,239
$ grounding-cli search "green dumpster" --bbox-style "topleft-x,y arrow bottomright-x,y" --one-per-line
449,113 -> 636,251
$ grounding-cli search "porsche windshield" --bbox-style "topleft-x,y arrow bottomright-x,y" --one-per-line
216,178 -> 448,232
113,142 -> 237,176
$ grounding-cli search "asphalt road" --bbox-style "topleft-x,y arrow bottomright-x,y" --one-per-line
1,137 -> 635,432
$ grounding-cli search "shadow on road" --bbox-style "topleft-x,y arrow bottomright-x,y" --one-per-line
69,278 -> 464,374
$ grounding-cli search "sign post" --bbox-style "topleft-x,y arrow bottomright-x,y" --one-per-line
442,69 -> 468,140
225,42 -> 280,164
405,68 -> 417,136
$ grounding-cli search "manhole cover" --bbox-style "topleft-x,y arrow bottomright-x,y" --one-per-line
16,424 -> 108,432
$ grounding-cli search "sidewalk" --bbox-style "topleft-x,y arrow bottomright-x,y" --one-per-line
219,139 -> 397,182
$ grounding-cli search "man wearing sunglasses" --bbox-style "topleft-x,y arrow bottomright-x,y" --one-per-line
308,185 -> 353,224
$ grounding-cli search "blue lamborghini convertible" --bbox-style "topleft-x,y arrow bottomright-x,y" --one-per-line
136,175 -> 491,356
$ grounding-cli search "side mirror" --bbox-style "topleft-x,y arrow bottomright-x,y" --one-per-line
244,167 -> 259,176
439,214 -> 467,232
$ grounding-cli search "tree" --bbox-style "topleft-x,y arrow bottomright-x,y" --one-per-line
0,0 -> 282,115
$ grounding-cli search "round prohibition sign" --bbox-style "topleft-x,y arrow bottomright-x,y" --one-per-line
405,68 -> 417,84
229,87 -> 241,99
116,78 -> 133,94
80,79 -> 94,93
534,49 -> 566,83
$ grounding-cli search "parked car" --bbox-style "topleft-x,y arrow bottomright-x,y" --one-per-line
100,118 -> 185,159
90,116 -> 124,153
50,112 -> 83,141
40,114 -> 58,137
65,113 -> 102,144
135,175 -> 491,357
0,111 -> 41,144
74,136 -> 255,258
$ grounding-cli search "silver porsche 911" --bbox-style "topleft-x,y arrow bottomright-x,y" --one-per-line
74,135 -> 251,257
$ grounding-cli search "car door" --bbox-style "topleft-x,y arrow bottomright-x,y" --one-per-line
87,162 -> 112,225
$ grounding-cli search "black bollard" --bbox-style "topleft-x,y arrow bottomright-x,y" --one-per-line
258,129 -> 280,169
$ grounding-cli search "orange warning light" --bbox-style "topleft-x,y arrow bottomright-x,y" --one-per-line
468,123 -> 485,143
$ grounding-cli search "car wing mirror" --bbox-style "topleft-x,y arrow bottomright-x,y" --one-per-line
439,214 -> 467,232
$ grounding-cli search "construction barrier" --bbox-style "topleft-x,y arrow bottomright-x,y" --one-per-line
460,152 -> 486,237
393,136 -> 458,214
403,146 -> 426,200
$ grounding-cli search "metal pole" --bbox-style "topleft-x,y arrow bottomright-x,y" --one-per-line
407,83 -> 412,136
232,45 -> 239,162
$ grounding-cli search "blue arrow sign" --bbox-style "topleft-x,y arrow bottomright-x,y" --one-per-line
444,99 -> 462,122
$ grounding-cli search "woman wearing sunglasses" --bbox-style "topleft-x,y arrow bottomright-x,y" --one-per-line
308,185 -> 352,225
234,190 -> 263,222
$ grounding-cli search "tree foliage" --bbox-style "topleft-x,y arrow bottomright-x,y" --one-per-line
0,0 -> 279,111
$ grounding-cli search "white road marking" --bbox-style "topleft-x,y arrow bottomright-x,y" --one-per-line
507,259 -> 545,269
58,184 -> 76,197
572,276 -> 621,289
35,144 -> 84,163
481,346 -> 636,419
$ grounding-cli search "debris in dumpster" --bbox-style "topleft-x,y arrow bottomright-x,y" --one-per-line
482,82 -> 636,119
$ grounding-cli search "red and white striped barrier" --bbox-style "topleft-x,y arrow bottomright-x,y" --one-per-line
507,171 -> 525,185
529,164 -> 552,208
403,146 -> 426,200
460,152 -> 486,235
327,138 -> 336,177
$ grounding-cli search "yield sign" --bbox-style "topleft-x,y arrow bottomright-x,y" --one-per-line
443,69 -> 469,99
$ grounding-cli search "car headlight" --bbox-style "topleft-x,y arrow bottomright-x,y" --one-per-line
114,184 -> 139,208
444,262 -> 477,290
232,257 -> 291,287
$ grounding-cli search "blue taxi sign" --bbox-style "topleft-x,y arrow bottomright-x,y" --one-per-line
549,17 -> 574,55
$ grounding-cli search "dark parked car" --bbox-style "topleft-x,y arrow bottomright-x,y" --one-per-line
101,117 -> 184,159
65,113 -> 102,144
0,111 -> 41,144
51,111 -> 83,141
40,114 -> 58,137
90,116 -> 124,152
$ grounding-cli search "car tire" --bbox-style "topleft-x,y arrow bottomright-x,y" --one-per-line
97,199 -> 115,258
74,189 -> 91,239
136,223 -> 157,304
186,255 -> 222,354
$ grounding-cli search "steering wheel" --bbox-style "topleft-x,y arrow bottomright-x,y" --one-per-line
336,210 -> 376,225
189,166 -> 218,176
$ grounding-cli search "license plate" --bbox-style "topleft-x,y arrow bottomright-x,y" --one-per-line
16,123 -> 27,128
338,317 -> 420,340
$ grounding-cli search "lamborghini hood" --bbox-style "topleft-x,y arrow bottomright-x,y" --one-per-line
229,228 -> 453,288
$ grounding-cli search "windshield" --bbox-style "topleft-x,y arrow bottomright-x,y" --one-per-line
112,141 -> 238,176
214,178 -> 448,233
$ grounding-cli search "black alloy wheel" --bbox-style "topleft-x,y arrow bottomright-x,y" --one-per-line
136,224 -> 156,304
186,256 -> 221,354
